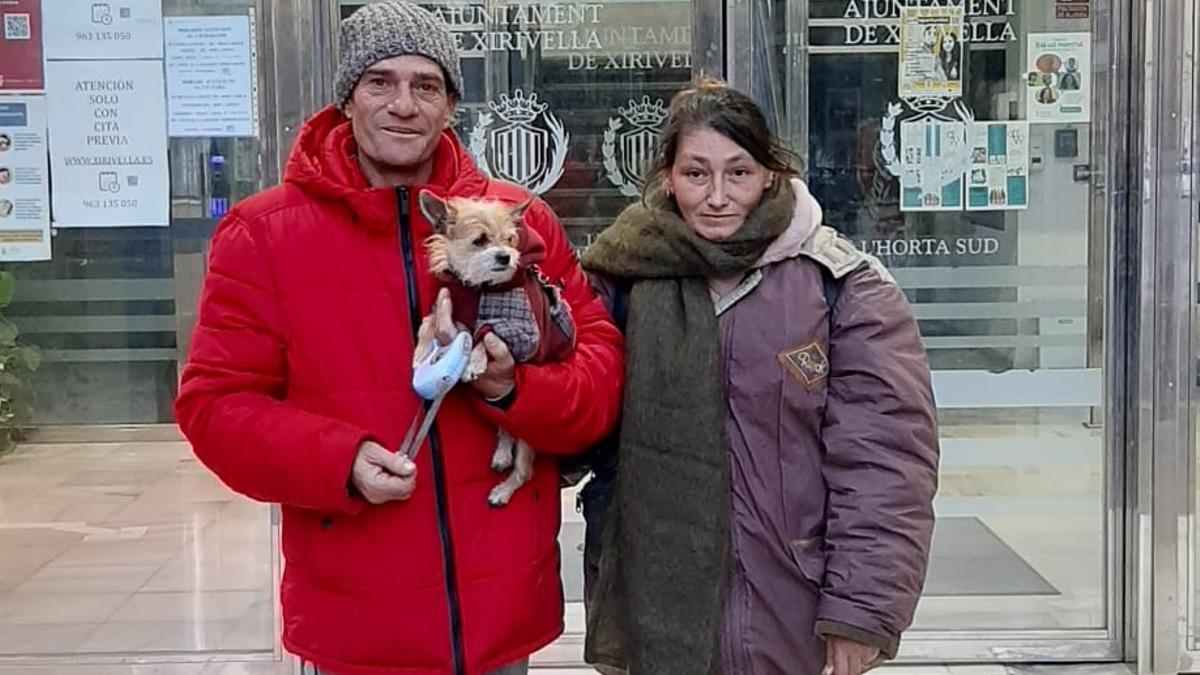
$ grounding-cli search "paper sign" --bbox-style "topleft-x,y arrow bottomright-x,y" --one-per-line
165,15 -> 256,137
966,122 -> 1029,211
900,119 -> 966,212
898,5 -> 965,99
45,59 -> 168,227
0,0 -> 44,91
1027,33 -> 1091,123
1056,0 -> 1090,19
42,0 -> 163,60
0,95 -> 51,260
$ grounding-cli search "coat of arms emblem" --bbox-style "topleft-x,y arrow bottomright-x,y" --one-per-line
469,90 -> 569,196
602,96 -> 668,197
879,96 -> 974,179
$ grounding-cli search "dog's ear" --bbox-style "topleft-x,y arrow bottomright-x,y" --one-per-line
419,191 -> 452,233
510,197 -> 534,225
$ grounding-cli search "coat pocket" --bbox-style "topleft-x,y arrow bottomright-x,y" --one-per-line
788,536 -> 827,590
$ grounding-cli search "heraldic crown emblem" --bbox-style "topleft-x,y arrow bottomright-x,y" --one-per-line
469,89 -> 569,196
604,96 -> 668,197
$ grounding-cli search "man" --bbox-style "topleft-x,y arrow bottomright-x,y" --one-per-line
173,3 -> 624,674
1060,57 -> 1082,91
0,167 -> 11,185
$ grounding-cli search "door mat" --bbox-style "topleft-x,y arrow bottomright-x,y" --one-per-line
557,515 -> 1058,603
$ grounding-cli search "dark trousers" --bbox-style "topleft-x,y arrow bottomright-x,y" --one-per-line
300,658 -> 530,675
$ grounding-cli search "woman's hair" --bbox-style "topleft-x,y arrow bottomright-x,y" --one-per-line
646,75 -> 802,191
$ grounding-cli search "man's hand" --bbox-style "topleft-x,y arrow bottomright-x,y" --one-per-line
350,440 -> 417,504
432,288 -> 516,401
823,636 -> 881,675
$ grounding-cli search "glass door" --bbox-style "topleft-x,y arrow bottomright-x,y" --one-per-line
732,0 -> 1128,661
0,0 -> 279,666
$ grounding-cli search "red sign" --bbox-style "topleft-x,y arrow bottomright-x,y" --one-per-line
0,0 -> 43,91
1056,5 -> 1090,19
1056,0 -> 1090,19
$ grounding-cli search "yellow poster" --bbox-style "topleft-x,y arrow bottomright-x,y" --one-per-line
898,5 -> 965,99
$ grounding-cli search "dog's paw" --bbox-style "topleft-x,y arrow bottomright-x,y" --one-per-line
462,348 -> 488,382
461,363 -> 485,383
491,447 -> 514,472
488,484 -> 516,507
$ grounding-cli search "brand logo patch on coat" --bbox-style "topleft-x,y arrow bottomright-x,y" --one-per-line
779,342 -> 829,390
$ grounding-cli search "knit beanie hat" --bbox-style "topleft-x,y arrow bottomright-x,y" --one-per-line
334,1 -> 462,105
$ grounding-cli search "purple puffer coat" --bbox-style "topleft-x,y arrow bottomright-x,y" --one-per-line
593,180 -> 939,674
713,182 -> 939,672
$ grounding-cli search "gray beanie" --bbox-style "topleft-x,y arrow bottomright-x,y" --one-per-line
334,1 -> 462,105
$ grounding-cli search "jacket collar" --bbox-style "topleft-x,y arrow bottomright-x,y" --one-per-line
283,106 -> 489,236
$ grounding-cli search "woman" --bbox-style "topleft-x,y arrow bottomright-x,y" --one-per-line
580,78 -> 939,675
936,29 -> 962,82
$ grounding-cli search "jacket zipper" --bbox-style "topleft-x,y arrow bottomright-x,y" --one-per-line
397,187 -> 466,675
721,311 -> 751,673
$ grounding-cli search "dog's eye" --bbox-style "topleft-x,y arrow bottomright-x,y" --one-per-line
472,235 -> 489,247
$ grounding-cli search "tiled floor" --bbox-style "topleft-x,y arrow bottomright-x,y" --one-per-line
0,439 -> 275,657
0,418 -> 1126,673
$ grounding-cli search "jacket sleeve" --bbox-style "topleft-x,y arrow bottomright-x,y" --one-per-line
174,212 -> 371,515
475,198 -> 625,455
814,263 -> 940,657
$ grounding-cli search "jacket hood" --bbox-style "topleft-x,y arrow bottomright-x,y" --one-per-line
283,105 -> 489,234
754,178 -> 825,268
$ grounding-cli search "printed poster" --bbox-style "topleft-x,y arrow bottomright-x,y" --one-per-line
1027,32 -> 1091,123
165,15 -> 257,137
966,122 -> 1029,211
45,59 -> 169,227
900,119 -> 965,212
897,5 -> 964,99
41,0 -> 163,60
0,0 -> 44,91
0,95 -> 51,260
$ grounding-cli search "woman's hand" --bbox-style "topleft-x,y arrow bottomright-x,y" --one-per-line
823,636 -> 881,675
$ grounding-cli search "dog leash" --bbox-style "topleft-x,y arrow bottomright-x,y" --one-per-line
398,331 -> 473,460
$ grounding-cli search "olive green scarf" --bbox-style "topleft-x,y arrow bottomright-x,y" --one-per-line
580,180 -> 795,674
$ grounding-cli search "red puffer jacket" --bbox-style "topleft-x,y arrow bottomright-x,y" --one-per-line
174,106 -> 625,675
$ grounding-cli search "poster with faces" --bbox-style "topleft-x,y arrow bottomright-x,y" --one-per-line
1026,33 -> 1091,123
966,122 -> 1029,211
0,95 -> 51,260
898,5 -> 965,99
899,119 -> 965,212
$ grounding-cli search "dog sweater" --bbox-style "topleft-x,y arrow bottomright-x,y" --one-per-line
443,227 -> 576,365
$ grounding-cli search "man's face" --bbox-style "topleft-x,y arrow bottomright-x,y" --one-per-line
0,136 -> 10,152
0,169 -> 10,184
344,55 -> 457,181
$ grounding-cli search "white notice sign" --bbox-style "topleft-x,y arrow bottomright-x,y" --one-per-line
899,119 -> 966,212
0,95 -> 52,260
165,16 -> 256,137
42,0 -> 164,60
46,60 -> 169,227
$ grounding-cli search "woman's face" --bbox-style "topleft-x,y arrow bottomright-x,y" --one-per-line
941,33 -> 956,51
664,126 -> 773,242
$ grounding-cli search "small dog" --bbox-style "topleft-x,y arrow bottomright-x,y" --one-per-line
415,192 -> 576,506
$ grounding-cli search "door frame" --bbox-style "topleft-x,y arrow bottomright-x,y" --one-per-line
1137,0 -> 1200,671
723,0 -> 1139,663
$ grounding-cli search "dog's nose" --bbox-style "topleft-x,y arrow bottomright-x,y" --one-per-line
495,253 -> 512,266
